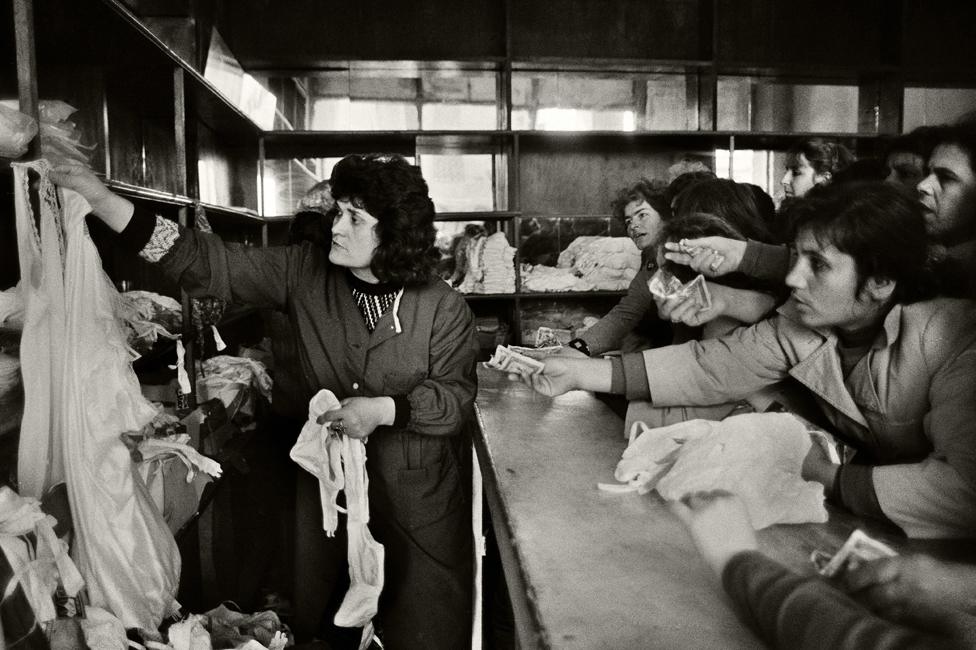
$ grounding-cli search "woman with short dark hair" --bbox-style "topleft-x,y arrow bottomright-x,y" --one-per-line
51,153 -> 480,649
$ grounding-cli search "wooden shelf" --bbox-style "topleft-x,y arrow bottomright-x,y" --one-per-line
519,291 -> 628,299
198,202 -> 264,223
436,211 -> 520,222
262,130 -> 514,159
105,179 -> 193,207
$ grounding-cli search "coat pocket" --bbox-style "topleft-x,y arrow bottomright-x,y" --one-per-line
395,440 -> 462,530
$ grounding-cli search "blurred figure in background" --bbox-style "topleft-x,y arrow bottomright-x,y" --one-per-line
782,138 -> 855,200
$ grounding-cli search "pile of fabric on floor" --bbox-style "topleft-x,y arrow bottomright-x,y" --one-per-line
521,236 -> 640,292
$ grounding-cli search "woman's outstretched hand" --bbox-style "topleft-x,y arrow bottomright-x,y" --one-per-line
511,356 -> 580,396
669,490 -> 759,578
49,161 -> 134,231
663,236 -> 747,277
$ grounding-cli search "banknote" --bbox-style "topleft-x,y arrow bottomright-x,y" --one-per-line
509,345 -> 563,360
648,268 -> 684,299
648,268 -> 712,311
813,529 -> 898,578
535,326 -> 572,347
485,344 -> 546,376
675,274 -> 712,311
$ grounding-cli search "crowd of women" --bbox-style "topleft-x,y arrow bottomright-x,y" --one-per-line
46,118 -> 976,649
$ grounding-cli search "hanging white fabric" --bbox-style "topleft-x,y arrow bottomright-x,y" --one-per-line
12,160 -> 67,499
290,390 -> 385,630
11,161 -> 181,631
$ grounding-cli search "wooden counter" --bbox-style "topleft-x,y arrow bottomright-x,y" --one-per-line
473,367 -> 961,650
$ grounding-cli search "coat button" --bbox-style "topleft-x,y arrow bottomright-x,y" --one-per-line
353,382 -> 359,390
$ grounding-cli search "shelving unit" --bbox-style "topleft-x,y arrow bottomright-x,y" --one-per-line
4,0 -> 269,406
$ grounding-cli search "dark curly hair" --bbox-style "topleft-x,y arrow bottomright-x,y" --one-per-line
672,178 -> 777,244
329,153 -> 439,286
610,179 -> 671,223
785,182 -> 936,305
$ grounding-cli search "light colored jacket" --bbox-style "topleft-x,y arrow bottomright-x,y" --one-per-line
622,298 -> 976,538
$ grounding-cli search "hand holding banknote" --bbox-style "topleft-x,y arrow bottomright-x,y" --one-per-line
485,345 -> 545,378
662,236 -> 747,277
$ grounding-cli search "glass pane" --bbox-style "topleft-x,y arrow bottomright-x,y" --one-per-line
715,148 -> 788,207
512,71 -> 695,131
903,87 -> 976,132
420,154 -> 498,212
717,77 -> 859,133
258,65 -> 500,131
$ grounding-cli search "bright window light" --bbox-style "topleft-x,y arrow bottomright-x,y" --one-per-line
536,108 -> 591,131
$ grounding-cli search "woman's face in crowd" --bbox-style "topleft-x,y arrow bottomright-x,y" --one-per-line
917,143 -> 976,244
782,154 -> 826,199
623,199 -> 664,251
329,199 -> 381,281
785,228 -> 884,333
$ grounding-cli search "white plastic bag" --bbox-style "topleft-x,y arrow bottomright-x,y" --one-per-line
0,103 -> 37,158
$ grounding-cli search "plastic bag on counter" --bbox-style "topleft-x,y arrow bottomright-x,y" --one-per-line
0,103 -> 37,158
603,413 -> 829,529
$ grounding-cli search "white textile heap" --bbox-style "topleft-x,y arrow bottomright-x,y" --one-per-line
604,413 -> 829,529
290,390 -> 385,630
522,236 -> 641,292
456,232 -> 516,294
0,486 -> 83,624
12,161 -> 180,631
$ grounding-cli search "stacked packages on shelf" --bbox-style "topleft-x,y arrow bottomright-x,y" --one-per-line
456,231 -> 517,294
521,236 -> 641,292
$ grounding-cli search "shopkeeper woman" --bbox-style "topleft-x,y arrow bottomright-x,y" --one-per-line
51,153 -> 480,650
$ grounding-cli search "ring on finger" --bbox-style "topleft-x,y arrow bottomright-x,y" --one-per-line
331,419 -> 346,435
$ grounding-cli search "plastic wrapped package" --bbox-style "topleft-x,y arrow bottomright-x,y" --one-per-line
0,103 -> 37,158
37,100 -> 96,166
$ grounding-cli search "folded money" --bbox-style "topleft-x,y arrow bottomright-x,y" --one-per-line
648,268 -> 712,311
812,529 -> 897,578
648,268 -> 683,299
535,326 -> 571,347
485,344 -> 546,376
508,344 -> 562,360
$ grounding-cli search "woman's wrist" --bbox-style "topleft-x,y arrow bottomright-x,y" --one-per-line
89,193 -> 135,232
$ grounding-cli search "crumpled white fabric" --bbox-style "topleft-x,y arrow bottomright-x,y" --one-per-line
12,161 -> 181,630
605,413 -> 828,529
0,486 -> 84,623
290,390 -> 385,629
197,355 -> 273,415
0,284 -> 24,329
80,606 -> 128,650
168,614 -> 212,650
